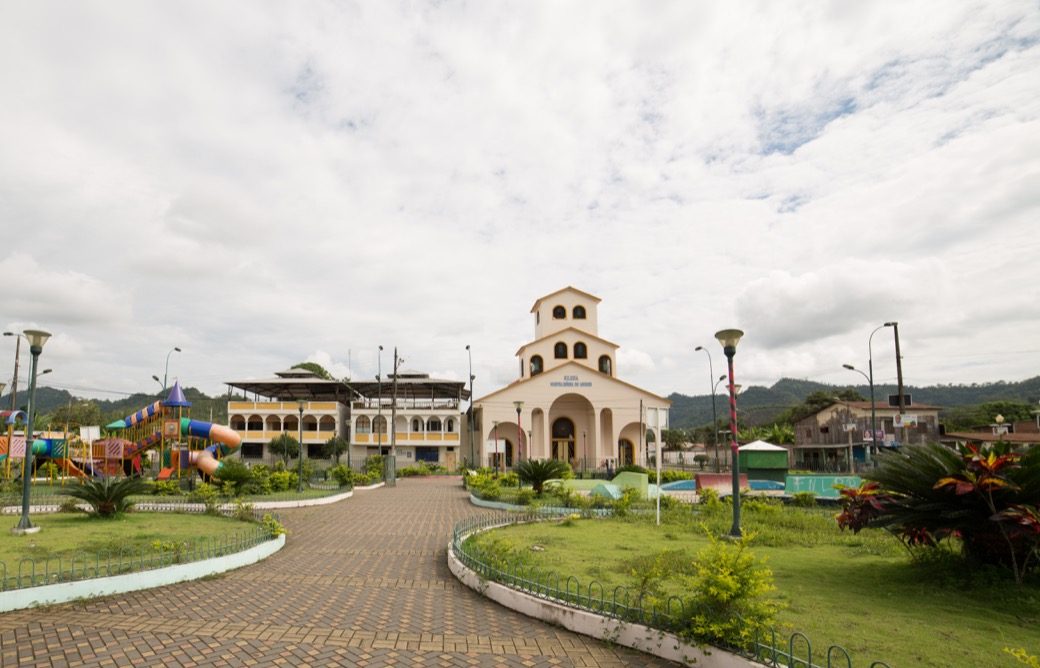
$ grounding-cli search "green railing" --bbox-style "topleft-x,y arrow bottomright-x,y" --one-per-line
452,511 -> 893,668
0,522 -> 278,592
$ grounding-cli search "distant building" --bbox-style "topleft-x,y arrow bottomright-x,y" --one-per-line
225,367 -> 468,468
466,286 -> 670,472
792,400 -> 942,472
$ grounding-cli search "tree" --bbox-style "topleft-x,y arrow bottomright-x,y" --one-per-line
322,435 -> 350,462
291,362 -> 333,380
268,434 -> 300,462
661,428 -> 687,451
515,459 -> 571,495
47,401 -> 103,431
764,423 -> 795,445
836,388 -> 866,402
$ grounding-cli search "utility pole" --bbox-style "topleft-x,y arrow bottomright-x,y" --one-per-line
892,322 -> 906,444
387,347 -> 400,486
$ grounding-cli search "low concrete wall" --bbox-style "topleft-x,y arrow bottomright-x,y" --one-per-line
448,532 -> 762,667
0,534 -> 285,613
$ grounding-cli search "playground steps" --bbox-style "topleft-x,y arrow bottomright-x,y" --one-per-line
157,467 -> 176,480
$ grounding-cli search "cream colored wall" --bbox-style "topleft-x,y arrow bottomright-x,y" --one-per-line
519,330 -> 615,379
533,290 -> 599,339
474,364 -> 667,468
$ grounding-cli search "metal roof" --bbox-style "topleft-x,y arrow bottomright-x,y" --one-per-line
226,371 -> 469,402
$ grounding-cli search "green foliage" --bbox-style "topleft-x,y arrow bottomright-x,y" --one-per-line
261,513 -> 286,537
152,480 -> 181,496
327,464 -> 354,487
188,482 -> 221,514
610,487 -> 642,516
514,488 -> 535,506
267,434 -> 300,460
944,401 -> 1038,432
58,497 -> 82,513
399,461 -> 448,477
39,461 -> 60,479
243,464 -> 273,495
291,361 -> 333,380
791,491 -> 817,507
60,476 -> 152,517
661,428 -> 688,450
232,500 -> 255,522
322,435 -> 350,460
679,533 -> 781,649
468,473 -> 502,501
1006,647 -> 1040,667
269,470 -> 298,492
616,464 -> 649,475
214,457 -> 251,492
854,442 -> 1040,582
515,459 -> 571,494
661,470 -> 693,483
364,454 -> 385,478
693,454 -> 709,470
699,487 -> 721,507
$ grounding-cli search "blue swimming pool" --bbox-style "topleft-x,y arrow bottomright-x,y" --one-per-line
661,479 -> 786,492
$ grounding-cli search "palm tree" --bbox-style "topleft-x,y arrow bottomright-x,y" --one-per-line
61,477 -> 152,517
516,459 -> 571,495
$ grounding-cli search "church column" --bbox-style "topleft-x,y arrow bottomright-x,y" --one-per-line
590,407 -> 601,470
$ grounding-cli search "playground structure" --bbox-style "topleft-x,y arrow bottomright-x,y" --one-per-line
0,381 -> 241,483
105,381 -> 241,480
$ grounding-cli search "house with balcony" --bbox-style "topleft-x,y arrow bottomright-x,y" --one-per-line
225,367 -> 469,469
792,399 -> 942,472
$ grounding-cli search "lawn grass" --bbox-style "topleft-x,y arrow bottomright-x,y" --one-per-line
0,481 -> 345,507
0,512 -> 252,565
465,503 -> 1040,667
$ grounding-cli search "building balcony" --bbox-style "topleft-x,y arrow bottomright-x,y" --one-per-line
352,432 -> 460,445
234,429 -> 334,443
228,401 -> 339,413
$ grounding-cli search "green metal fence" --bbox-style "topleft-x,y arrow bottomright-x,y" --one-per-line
452,511 -> 892,668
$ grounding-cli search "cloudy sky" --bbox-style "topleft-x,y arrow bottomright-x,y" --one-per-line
1,1 -> 1038,404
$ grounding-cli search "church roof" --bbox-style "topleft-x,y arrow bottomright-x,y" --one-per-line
529,286 -> 601,313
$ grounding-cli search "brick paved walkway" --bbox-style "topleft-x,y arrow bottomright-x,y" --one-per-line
0,477 -> 678,667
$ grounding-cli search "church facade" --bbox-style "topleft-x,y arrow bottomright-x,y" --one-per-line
466,287 -> 670,472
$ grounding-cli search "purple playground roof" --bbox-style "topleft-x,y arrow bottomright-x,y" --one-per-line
163,381 -> 192,408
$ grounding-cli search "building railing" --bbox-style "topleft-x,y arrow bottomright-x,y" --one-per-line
351,399 -> 461,410
228,401 -> 340,412
452,511 -> 892,668
352,432 -> 460,444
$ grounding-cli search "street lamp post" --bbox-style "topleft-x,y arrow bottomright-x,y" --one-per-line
694,346 -> 721,472
159,347 -> 181,392
514,401 -> 524,465
842,364 -> 874,469
297,400 -> 306,493
377,345 -> 384,456
3,332 -> 22,412
14,329 -> 51,535
867,323 -> 895,454
466,345 -> 475,468
715,328 -> 744,539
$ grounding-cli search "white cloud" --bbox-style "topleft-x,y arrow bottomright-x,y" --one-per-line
0,1 -> 1037,402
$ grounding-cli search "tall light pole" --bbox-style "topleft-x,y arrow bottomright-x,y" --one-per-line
297,400 -> 305,493
712,374 -> 727,471
377,345 -> 383,456
14,329 -> 51,535
3,332 -> 23,413
466,345 -> 475,469
158,347 -> 181,392
513,401 -> 524,465
889,322 -> 906,444
715,328 -> 744,539
868,323 -> 894,452
842,364 -> 874,468
695,345 -> 719,472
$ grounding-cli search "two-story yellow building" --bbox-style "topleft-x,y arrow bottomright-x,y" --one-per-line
466,287 -> 670,472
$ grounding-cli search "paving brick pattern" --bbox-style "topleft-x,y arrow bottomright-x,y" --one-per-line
0,477 -> 678,666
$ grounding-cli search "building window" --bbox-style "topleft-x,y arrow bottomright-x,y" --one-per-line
536,311 -> 540,324
373,416 -> 387,434
598,355 -> 611,375
428,418 -> 442,432
230,415 -> 246,430
412,418 -> 424,432
552,305 -> 566,319
265,415 -> 281,431
573,305 -> 586,319
241,443 -> 263,459
530,355 -> 543,376
247,415 -> 263,431
574,342 -> 587,359
319,415 -> 336,432
554,342 -> 568,359
356,416 -> 371,434
446,418 -> 455,433
520,358 -> 524,376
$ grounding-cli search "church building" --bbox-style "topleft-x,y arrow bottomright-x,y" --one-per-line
466,287 -> 670,472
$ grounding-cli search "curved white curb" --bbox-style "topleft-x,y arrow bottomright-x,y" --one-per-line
448,534 -> 762,667
0,534 -> 285,613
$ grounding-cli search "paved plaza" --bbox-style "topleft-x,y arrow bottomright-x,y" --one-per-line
0,477 -> 678,667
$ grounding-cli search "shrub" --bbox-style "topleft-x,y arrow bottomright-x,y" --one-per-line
152,480 -> 181,496
40,461 -> 59,479
189,482 -> 221,514
699,487 -> 721,507
679,533 -> 781,649
693,454 -> 710,471
845,442 -> 1040,582
232,500 -> 255,522
244,465 -> 273,495
661,470 -> 694,484
58,497 -> 83,513
267,434 -> 300,460
261,513 -> 286,537
514,488 -> 535,506
364,455 -> 385,478
617,464 -> 649,475
791,491 -> 817,507
60,476 -> 152,518
327,464 -> 354,488
269,470 -> 298,492
214,457 -> 251,491
515,459 -> 571,494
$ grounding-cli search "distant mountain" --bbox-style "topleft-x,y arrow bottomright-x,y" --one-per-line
1,386 -> 229,426
668,376 -> 1040,429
